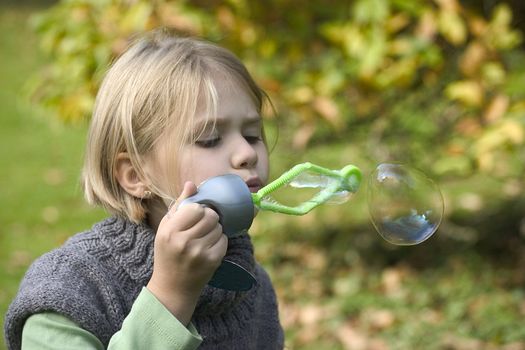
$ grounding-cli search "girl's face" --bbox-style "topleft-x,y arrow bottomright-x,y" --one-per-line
176,74 -> 269,195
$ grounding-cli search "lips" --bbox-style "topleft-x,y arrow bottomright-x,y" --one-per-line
245,177 -> 263,193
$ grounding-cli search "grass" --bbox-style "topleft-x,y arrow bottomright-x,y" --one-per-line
1,3 -> 525,350
0,4 -> 105,348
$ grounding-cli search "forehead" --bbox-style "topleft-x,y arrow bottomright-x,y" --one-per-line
192,70 -> 261,128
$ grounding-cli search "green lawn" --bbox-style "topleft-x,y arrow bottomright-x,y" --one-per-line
0,5 -> 105,348
1,3 -> 525,350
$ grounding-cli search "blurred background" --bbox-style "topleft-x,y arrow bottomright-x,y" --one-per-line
1,0 -> 524,349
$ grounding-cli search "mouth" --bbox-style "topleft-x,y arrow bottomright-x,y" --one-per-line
245,177 -> 263,193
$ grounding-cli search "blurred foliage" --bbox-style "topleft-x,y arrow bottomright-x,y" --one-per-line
29,0 -> 525,180
4,2 -> 525,349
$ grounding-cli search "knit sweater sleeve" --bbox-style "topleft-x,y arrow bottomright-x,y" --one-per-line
21,288 -> 202,350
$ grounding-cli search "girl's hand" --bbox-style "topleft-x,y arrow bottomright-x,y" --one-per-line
146,181 -> 228,325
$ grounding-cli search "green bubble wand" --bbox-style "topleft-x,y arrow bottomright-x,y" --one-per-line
251,162 -> 362,215
180,162 -> 362,291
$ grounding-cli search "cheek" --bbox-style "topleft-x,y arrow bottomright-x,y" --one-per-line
177,151 -> 200,188
257,147 -> 270,182
178,151 -> 217,186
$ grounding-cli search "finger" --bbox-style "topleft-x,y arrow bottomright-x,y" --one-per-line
206,233 -> 228,263
191,228 -> 227,267
169,203 -> 208,232
183,207 -> 220,239
194,217 -> 224,247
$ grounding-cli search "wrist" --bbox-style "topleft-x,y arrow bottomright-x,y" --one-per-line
146,279 -> 201,326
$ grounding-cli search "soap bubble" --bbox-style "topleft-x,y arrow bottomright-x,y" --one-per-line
289,172 -> 353,204
367,163 -> 444,245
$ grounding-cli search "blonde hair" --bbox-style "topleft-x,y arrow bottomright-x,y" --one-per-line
82,30 -> 267,223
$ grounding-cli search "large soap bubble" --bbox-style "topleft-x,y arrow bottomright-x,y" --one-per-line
367,163 -> 444,245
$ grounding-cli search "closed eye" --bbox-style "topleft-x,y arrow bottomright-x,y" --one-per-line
195,137 -> 221,148
244,136 -> 263,144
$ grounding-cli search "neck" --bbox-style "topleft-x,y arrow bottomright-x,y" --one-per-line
146,197 -> 169,231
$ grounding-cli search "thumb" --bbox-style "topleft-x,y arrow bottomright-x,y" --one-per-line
178,181 -> 198,202
167,181 -> 198,215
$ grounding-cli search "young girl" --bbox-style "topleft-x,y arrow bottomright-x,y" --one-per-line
5,31 -> 284,349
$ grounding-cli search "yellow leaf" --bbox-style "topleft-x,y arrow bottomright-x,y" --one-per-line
293,123 -> 316,149
259,78 -> 281,94
315,69 -> 345,95
386,13 -> 410,34
446,143 -> 466,155
487,4 -> 523,50
389,38 -> 412,56
298,304 -> 326,325
240,24 -> 257,45
119,1 -> 152,32
416,9 -> 438,41
477,151 -> 494,171
336,322 -> 367,350
290,86 -> 314,104
381,267 -> 405,297
258,39 -> 276,58
70,4 -> 90,23
445,80 -> 484,107
435,0 -> 461,12
312,96 -> 341,127
501,120 -> 524,144
458,192 -> 483,211
455,117 -> 482,136
359,27 -> 387,78
475,120 -> 524,171
364,309 -> 396,330
353,0 -> 389,23
374,57 -> 417,88
491,3 -> 513,28
160,4 -> 202,35
439,10 -> 467,45
481,62 -> 506,86
483,94 -> 509,124
468,15 -> 487,37
216,6 -> 235,30
459,42 -> 486,76
509,101 -> 525,113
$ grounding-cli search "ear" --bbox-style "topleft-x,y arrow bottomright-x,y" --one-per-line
115,153 -> 148,198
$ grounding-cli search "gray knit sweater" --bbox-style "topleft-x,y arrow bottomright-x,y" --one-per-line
4,216 -> 284,349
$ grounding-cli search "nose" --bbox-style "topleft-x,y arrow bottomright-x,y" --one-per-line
231,137 -> 258,169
